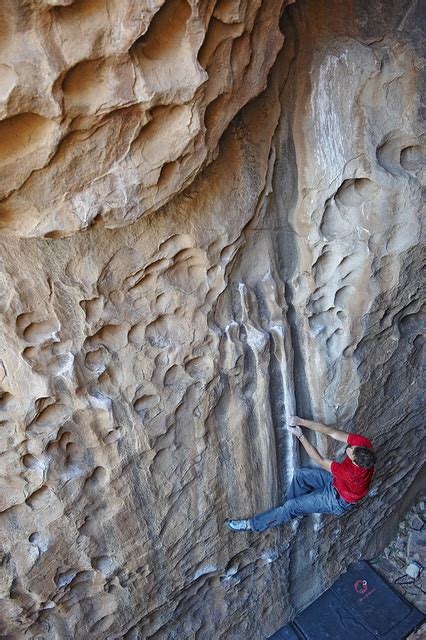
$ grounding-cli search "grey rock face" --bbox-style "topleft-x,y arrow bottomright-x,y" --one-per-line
0,0 -> 424,638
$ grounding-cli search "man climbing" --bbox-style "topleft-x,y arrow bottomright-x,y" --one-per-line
225,415 -> 376,532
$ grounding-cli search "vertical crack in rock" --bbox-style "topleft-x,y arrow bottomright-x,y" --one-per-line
270,0 -> 425,618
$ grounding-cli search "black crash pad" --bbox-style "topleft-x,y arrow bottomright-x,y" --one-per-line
269,560 -> 424,640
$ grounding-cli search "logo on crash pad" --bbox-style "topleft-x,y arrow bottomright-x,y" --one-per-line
353,579 -> 368,594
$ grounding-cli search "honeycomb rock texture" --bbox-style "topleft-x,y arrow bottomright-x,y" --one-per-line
0,1 -> 424,638
0,0 -> 286,237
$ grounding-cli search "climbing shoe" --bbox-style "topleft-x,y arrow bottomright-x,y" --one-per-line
225,518 -> 252,532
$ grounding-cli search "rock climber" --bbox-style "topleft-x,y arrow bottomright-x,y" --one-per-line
225,415 -> 376,532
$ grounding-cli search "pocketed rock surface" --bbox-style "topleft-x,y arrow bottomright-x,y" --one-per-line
0,1 -> 424,638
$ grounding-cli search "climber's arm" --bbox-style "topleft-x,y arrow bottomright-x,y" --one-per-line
299,435 -> 332,471
288,426 -> 332,472
288,416 -> 349,443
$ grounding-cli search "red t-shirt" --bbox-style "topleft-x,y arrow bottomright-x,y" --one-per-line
331,434 -> 374,503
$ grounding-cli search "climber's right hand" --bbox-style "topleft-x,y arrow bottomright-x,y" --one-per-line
287,425 -> 302,438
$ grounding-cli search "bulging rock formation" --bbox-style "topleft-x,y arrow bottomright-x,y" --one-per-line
0,0 -> 286,236
0,0 -> 424,638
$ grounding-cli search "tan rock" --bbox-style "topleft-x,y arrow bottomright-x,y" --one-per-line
0,0 -> 286,236
0,0 -> 424,638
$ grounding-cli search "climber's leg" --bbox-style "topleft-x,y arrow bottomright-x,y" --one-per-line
287,467 -> 331,500
251,475 -> 353,532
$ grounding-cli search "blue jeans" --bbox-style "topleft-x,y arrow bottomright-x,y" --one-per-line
251,468 -> 354,532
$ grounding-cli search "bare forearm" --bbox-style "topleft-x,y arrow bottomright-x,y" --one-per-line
297,418 -> 333,436
288,423 -> 333,471
288,415 -> 349,444
298,434 -> 324,465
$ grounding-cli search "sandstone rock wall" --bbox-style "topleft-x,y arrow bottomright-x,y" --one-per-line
0,0 -> 424,638
0,0 -> 286,236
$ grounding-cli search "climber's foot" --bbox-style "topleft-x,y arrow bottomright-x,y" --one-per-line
225,518 -> 253,532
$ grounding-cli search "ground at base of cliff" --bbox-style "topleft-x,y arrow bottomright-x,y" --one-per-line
372,497 -> 425,639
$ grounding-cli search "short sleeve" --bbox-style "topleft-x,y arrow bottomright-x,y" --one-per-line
330,461 -> 341,477
348,433 -> 373,449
